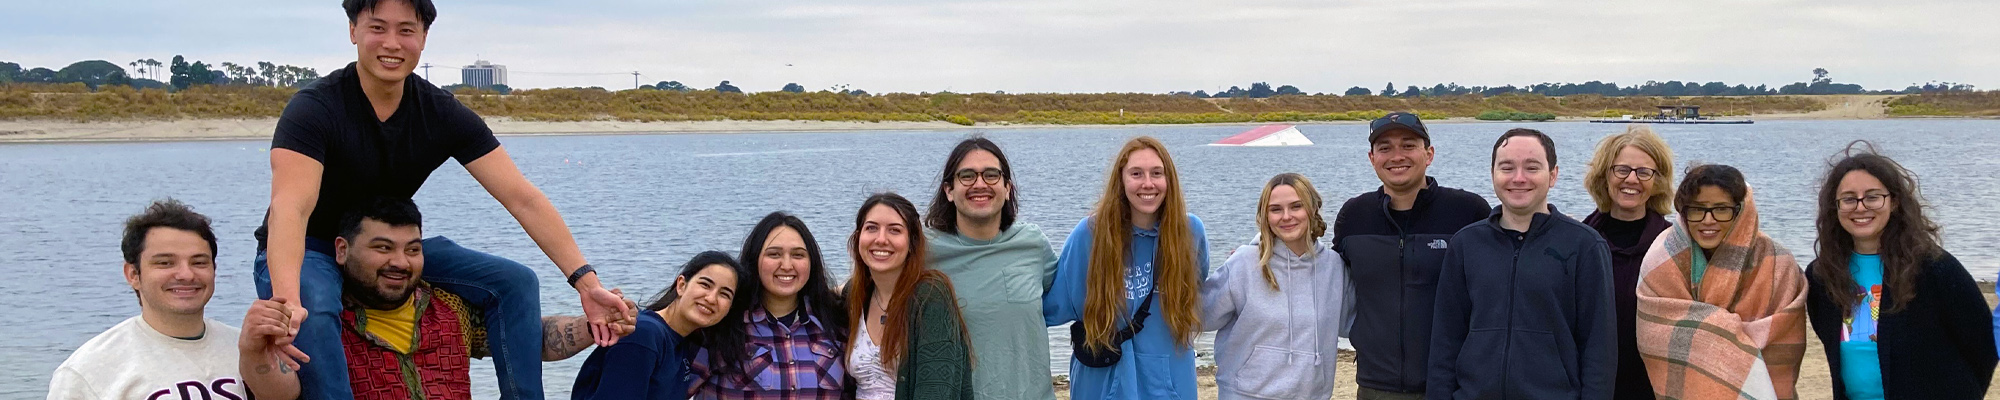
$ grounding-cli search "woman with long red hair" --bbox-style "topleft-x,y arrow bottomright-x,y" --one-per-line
843,192 -> 974,400
1044,136 -> 1210,400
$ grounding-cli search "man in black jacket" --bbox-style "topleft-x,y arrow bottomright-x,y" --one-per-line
1426,128 -> 1615,400
1333,112 -> 1490,400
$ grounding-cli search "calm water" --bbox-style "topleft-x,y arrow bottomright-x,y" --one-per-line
3,120 -> 1997,397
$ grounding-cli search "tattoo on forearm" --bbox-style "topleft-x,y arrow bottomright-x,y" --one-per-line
541,316 -> 590,360
257,365 -> 271,375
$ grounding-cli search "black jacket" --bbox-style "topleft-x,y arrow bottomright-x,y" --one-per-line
1581,211 -> 1671,400
1331,176 -> 1490,393
1806,251 -> 1996,400
1428,206 -> 1616,400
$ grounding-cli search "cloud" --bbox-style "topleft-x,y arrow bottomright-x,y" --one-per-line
5,0 -> 1993,92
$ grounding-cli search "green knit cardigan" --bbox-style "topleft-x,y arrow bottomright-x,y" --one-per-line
893,275 -> 975,400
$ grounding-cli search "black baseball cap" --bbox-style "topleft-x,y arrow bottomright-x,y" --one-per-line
1368,112 -> 1430,145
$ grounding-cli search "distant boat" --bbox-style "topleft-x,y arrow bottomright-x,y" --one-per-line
1211,124 -> 1313,146
1590,105 -> 1753,124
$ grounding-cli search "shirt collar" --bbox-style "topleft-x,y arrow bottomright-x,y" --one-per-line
748,300 -> 822,330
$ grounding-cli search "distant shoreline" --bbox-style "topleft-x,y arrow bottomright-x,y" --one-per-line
3,110 -> 1988,145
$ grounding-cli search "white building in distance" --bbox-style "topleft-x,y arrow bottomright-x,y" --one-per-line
461,60 -> 508,88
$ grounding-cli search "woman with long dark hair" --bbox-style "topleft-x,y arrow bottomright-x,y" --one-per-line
571,251 -> 740,400
690,212 -> 851,399
1044,136 -> 1210,400
1805,141 -> 1996,400
843,192 -> 973,400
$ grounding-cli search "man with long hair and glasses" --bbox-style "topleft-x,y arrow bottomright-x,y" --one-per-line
923,136 -> 1059,400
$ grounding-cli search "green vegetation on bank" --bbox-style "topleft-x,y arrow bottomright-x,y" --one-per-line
3,82 -> 1839,124
1476,110 -> 1557,121
1886,91 -> 2000,116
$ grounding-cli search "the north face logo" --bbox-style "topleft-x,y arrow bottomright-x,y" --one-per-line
1428,239 -> 1448,250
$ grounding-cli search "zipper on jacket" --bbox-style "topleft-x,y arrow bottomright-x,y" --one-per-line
1503,243 -> 1521,397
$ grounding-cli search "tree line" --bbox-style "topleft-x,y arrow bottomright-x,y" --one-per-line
0,57 -> 320,91
1177,69 -> 1978,99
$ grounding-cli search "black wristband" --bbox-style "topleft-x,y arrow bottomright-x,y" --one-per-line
567,264 -> 596,288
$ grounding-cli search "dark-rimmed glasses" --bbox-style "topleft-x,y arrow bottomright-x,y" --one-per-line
1612,165 -> 1658,181
1838,193 -> 1891,211
1682,205 -> 1739,222
955,168 -> 1005,186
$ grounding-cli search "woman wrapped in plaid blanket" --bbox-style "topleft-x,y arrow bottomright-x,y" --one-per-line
1635,164 -> 1809,400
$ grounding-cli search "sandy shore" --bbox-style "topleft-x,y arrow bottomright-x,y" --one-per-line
1055,292 -> 2000,400
0,95 -> 1946,144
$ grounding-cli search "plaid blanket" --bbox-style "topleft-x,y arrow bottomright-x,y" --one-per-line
1635,189 -> 1809,400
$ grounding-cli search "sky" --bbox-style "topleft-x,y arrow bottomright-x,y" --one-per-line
5,0 -> 1995,93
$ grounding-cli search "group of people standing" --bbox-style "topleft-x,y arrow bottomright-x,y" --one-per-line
39,1 -> 2000,400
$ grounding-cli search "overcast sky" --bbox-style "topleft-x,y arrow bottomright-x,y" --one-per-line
6,0 -> 1995,93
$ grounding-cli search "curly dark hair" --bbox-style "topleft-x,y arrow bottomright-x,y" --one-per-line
1809,141 -> 1941,316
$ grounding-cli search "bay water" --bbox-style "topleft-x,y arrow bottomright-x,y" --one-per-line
3,120 -> 1996,397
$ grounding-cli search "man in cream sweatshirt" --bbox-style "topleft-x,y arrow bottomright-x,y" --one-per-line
49,200 -> 259,400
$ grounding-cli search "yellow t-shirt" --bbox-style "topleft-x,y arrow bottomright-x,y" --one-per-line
364,296 -> 421,354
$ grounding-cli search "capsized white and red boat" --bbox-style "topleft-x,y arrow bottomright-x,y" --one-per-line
1210,124 -> 1313,147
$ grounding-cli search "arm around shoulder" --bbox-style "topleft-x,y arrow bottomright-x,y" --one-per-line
1199,245 -> 1257,331
906,278 -> 973,399
1927,253 -> 1999,375
1043,218 -> 1095,326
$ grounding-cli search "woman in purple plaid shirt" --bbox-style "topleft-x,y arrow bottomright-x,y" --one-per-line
691,212 -> 854,399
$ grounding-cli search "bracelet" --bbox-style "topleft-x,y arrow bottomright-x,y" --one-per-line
567,264 -> 596,288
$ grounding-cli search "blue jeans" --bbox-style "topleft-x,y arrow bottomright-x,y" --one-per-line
255,236 -> 544,400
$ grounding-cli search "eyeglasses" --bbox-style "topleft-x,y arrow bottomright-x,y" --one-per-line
1612,165 -> 1658,181
1682,205 -> 1739,222
1838,193 -> 1891,211
954,168 -> 1005,186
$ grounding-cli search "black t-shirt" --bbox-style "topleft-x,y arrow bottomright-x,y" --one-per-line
1593,214 -> 1649,249
254,63 -> 501,249
1388,207 -> 1419,231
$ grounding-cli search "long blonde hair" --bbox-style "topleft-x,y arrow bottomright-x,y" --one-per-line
1584,125 -> 1676,215
1082,136 -> 1202,351
1254,173 -> 1327,291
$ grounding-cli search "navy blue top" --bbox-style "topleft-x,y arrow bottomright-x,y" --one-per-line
572,311 -> 695,400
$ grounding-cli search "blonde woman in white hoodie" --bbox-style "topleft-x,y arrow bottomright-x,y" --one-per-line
1201,172 -> 1356,400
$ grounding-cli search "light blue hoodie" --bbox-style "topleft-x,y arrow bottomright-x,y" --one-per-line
1044,215 -> 1210,400
1201,241 -> 1354,400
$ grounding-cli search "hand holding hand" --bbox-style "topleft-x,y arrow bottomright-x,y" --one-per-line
240,297 -> 311,372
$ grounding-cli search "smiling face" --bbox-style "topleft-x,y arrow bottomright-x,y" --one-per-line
1370,130 -> 1435,193
670,264 -> 738,328
335,219 -> 426,310
1608,145 -> 1659,217
123,227 -> 216,317
1122,148 -> 1168,220
1265,184 -> 1310,245
948,149 -> 1010,224
1685,185 -> 1738,251
855,204 -> 911,275
348,0 -> 427,86
1490,136 -> 1557,216
1835,169 -> 1895,248
756,226 -> 812,304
